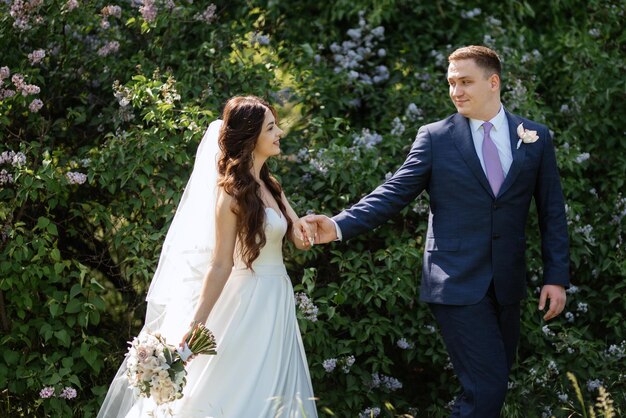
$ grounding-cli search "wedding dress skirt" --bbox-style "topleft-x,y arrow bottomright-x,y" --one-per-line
98,208 -> 317,418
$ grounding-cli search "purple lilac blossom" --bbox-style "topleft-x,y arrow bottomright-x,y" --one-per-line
59,386 -> 77,399
39,386 -> 55,399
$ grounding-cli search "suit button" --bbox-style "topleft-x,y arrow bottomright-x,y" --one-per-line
492,234 -> 501,240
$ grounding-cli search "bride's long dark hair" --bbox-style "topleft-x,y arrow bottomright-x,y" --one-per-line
217,96 -> 292,268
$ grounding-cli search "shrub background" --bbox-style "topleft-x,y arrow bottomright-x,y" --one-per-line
0,1 -> 624,417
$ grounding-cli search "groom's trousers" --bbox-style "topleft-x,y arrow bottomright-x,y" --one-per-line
429,283 -> 521,418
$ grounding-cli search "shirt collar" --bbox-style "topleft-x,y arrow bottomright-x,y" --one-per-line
469,105 -> 506,133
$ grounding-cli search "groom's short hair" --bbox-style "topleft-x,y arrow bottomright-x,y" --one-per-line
448,45 -> 501,79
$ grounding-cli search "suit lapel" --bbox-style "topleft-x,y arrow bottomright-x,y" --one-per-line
452,113 -> 494,197
498,112 -> 526,197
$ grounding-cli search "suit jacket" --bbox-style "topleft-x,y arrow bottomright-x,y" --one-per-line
333,111 -> 570,305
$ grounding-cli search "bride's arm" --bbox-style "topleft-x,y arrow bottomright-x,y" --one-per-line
190,190 -> 237,325
280,192 -> 313,250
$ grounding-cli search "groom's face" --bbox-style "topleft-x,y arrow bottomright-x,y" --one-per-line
447,58 -> 500,121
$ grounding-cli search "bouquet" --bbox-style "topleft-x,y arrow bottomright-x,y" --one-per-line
126,322 -> 217,405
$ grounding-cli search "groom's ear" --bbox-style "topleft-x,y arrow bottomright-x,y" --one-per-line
489,73 -> 500,90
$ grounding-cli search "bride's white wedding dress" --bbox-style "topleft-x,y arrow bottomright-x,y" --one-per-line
108,208 -> 317,418
98,120 -> 317,417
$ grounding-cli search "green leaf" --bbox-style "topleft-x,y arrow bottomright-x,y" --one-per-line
3,350 -> 19,365
65,298 -> 82,314
36,217 -> 50,229
69,284 -> 82,299
54,330 -> 71,347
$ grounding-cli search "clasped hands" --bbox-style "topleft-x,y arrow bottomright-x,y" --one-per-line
292,214 -> 337,248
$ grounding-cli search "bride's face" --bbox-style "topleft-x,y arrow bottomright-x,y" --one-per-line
253,108 -> 283,159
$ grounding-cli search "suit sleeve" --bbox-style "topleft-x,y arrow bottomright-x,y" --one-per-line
333,126 -> 432,241
534,128 -> 570,286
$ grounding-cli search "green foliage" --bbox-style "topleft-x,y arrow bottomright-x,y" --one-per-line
1,0 -> 624,417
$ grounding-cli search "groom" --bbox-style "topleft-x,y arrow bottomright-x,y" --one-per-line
306,45 -> 570,417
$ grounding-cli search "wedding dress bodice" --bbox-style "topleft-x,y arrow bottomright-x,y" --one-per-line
233,207 -> 287,269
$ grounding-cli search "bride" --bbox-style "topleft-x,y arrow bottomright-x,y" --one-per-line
97,96 -> 318,417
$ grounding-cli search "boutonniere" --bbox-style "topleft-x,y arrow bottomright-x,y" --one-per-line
516,123 -> 539,149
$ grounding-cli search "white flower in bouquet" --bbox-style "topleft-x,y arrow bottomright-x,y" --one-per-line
126,322 -> 217,406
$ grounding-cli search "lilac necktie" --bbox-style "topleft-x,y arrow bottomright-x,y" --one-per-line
482,121 -> 504,196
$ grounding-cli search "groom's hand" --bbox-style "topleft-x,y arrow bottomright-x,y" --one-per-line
539,284 -> 566,321
303,215 -> 337,244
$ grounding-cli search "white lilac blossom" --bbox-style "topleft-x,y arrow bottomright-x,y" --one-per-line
404,103 -> 423,121
39,386 -> 55,399
505,79 -> 529,111
295,292 -> 319,322
27,49 -> 46,65
558,392 -> 569,402
309,149 -> 331,174
586,379 -> 603,392
359,407 -> 381,418
29,98 -> 43,113
612,195 -> 626,224
322,358 -> 337,373
424,324 -> 436,333
607,341 -> 626,359
159,77 -> 181,104
487,16 -> 502,26
429,49 -> 446,67
329,11 -> 388,85
113,80 -> 132,107
250,33 -> 270,47
574,224 -> 595,245
566,284 -> 578,294
565,312 -> 574,323
461,8 -> 482,18
588,28 -> 601,38
59,386 -> 77,399
397,338 -> 413,349
341,355 -> 355,373
542,325 -> 555,337
560,104 -> 570,113
97,41 -> 120,57
0,169 -> 13,185
1,151 -> 26,166
101,5 -> 121,18
140,0 -> 157,22
296,148 -> 309,163
353,128 -> 382,149
541,406 -> 553,418
576,302 -> 588,313
521,49 -> 542,64
575,152 -> 590,163
369,372 -> 402,392
390,117 -> 405,136
0,67 -> 10,83
547,360 -> 559,375
66,171 -> 87,185
10,0 -> 45,31
194,4 -> 217,23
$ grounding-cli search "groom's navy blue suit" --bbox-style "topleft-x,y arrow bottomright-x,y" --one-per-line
333,110 -> 570,417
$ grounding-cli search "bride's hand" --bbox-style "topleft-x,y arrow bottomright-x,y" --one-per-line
293,218 -> 316,249
179,329 -> 196,362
